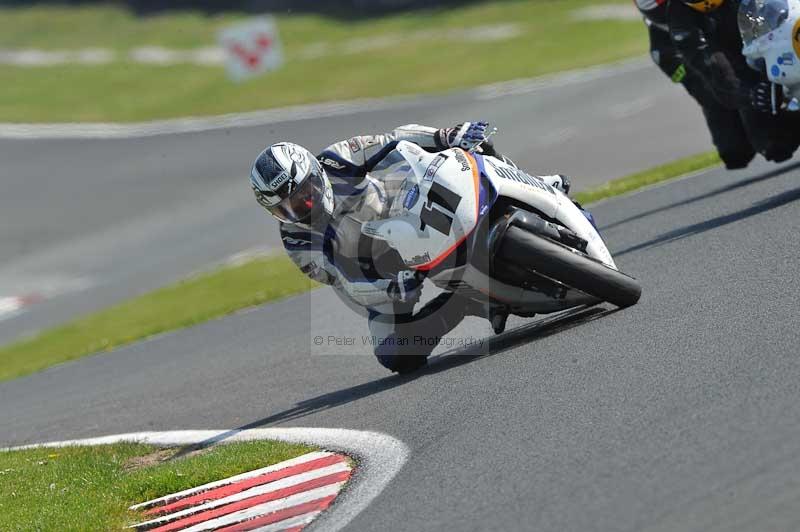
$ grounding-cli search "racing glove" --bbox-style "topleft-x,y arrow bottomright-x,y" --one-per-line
387,270 -> 422,304
437,121 -> 491,151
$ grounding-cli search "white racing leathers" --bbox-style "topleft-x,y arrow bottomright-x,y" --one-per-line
279,124 -> 448,307
280,124 -> 473,370
278,124 -> 576,370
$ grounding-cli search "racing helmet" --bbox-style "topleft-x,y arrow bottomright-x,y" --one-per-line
681,0 -> 726,13
250,142 -> 334,226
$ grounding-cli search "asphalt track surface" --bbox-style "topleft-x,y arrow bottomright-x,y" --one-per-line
0,59 -> 713,344
4,61 -> 800,531
5,156 -> 800,530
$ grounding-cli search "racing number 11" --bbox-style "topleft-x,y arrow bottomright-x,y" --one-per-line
420,181 -> 462,235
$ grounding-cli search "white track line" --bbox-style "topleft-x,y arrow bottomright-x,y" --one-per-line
0,58 -> 650,140
473,57 -> 649,100
2,428 -> 409,532
0,98 -> 421,140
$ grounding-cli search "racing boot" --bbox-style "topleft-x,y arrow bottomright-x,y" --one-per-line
540,174 -> 571,195
568,196 -> 598,231
490,308 -> 509,335
456,297 -> 507,333
539,174 -> 597,228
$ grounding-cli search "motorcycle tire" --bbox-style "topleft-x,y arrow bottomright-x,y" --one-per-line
390,355 -> 428,375
498,225 -> 642,308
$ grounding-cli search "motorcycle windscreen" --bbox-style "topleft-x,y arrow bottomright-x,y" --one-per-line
739,0 -> 790,45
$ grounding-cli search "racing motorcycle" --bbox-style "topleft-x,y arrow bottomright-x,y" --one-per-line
360,140 -> 641,330
739,0 -> 800,112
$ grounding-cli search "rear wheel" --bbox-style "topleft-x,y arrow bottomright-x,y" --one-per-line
497,225 -> 642,308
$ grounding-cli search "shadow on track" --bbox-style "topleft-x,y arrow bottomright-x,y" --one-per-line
175,305 -> 617,454
248,305 -> 615,426
427,305 -> 616,366
599,161 -> 800,233
612,184 -> 800,258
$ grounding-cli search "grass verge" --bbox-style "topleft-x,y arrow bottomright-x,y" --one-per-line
0,256 -> 317,382
0,0 -> 646,122
0,151 -> 721,383
574,151 -> 721,205
0,440 -> 316,531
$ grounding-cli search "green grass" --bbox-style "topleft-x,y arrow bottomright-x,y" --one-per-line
574,151 -> 721,205
0,440 -> 317,531
0,255 -> 317,382
0,0 -> 648,122
0,151 -> 722,383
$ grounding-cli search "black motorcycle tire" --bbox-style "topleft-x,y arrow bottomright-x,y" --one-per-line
498,225 -> 642,308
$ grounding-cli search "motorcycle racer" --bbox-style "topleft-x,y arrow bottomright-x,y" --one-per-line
668,0 -> 800,163
249,122 -> 573,373
635,0 -> 756,169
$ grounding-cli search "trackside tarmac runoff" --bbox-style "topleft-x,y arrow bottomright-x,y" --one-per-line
3,158 -> 800,531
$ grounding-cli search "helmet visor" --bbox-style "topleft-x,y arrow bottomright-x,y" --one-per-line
267,162 -> 327,224
739,0 -> 790,45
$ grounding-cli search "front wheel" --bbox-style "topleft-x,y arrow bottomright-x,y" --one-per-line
497,226 -> 642,308
376,353 -> 428,374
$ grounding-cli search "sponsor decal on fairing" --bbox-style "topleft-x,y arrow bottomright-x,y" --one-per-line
423,154 -> 448,181
403,185 -> 420,210
453,150 -> 471,172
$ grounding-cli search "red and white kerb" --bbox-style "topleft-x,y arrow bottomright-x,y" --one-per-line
0,294 -> 41,321
130,451 -> 353,532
